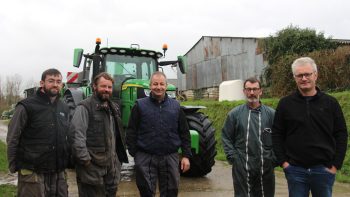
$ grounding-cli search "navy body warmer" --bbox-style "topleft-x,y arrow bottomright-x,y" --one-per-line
136,96 -> 181,155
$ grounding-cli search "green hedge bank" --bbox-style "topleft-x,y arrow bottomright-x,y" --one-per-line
182,91 -> 350,182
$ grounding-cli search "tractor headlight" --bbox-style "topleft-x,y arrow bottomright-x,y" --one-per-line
144,89 -> 151,97
166,91 -> 176,99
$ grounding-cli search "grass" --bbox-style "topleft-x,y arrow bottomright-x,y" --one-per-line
182,90 -> 350,182
0,184 -> 16,197
0,120 -> 16,196
0,141 -> 8,172
0,132 -> 16,196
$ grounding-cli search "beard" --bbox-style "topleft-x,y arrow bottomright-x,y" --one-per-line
96,90 -> 112,101
247,95 -> 260,103
43,86 -> 59,97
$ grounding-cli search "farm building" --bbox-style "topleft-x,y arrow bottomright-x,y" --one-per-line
177,36 -> 266,100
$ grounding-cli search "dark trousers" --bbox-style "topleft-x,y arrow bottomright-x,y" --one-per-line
284,165 -> 335,197
232,160 -> 275,197
134,151 -> 180,197
17,170 -> 68,197
76,158 -> 121,197
77,181 -> 116,197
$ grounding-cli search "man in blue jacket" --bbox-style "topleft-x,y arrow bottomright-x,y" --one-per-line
272,57 -> 348,197
126,71 -> 191,197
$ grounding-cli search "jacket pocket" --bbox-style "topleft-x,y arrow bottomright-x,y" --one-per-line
76,163 -> 104,185
22,144 -> 52,167
19,170 -> 42,183
262,128 -> 273,149
88,147 -> 108,167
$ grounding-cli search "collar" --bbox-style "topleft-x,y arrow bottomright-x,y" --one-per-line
296,86 -> 322,100
36,87 -> 59,104
246,102 -> 262,111
92,95 -> 110,111
149,92 -> 168,103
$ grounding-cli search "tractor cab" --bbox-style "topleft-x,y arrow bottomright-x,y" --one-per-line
68,38 -> 184,126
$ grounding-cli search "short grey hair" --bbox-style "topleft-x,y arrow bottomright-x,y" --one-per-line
291,57 -> 318,74
150,71 -> 167,85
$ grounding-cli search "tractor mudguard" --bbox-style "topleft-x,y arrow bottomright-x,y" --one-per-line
64,88 -> 84,106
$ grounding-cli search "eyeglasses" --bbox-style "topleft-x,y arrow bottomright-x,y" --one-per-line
244,88 -> 260,93
294,72 -> 314,79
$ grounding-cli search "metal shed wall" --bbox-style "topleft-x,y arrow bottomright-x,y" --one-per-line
177,36 -> 266,91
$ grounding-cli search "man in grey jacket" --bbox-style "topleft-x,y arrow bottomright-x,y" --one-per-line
222,77 -> 276,197
69,72 -> 128,197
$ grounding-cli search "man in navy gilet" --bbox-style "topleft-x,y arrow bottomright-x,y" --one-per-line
126,71 -> 192,197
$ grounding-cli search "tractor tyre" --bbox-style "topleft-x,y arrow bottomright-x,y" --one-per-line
62,92 -> 78,169
181,112 -> 217,177
63,92 -> 77,121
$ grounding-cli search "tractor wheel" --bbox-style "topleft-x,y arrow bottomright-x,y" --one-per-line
181,112 -> 217,177
62,92 -> 79,169
63,92 -> 77,121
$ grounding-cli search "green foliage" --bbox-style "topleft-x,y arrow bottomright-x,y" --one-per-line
182,91 -> 350,182
264,25 -> 337,65
268,46 -> 350,97
261,25 -> 350,95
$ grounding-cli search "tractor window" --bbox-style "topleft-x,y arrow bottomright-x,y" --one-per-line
141,62 -> 152,79
105,54 -> 157,80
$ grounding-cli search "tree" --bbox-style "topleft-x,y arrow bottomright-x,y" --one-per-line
264,25 -> 337,65
262,25 -> 340,95
5,74 -> 23,106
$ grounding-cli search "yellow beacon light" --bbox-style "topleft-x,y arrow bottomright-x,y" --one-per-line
162,43 -> 168,51
162,44 -> 168,57
96,38 -> 101,44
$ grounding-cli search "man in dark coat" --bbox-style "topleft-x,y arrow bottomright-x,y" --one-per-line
70,72 -> 128,197
272,57 -> 348,197
7,68 -> 70,197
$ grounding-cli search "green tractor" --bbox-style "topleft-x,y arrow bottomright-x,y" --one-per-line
63,38 -> 216,177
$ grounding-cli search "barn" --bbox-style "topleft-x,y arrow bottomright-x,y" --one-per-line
177,36 -> 266,100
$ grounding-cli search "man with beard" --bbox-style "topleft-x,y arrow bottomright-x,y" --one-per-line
7,68 -> 70,197
272,57 -> 348,197
70,72 -> 128,197
222,77 -> 276,197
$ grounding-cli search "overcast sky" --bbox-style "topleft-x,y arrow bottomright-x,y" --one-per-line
1,0 -> 349,89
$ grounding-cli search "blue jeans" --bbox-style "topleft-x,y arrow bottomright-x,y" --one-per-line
284,164 -> 335,197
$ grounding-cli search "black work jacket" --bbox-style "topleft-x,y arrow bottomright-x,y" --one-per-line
272,88 -> 348,169
17,89 -> 70,172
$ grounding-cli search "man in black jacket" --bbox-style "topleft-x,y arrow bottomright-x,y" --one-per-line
126,71 -> 191,197
7,68 -> 70,197
272,57 -> 348,197
70,72 -> 128,197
